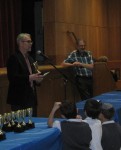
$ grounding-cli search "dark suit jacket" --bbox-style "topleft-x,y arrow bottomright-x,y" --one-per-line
7,50 -> 37,107
61,121 -> 92,150
101,123 -> 121,150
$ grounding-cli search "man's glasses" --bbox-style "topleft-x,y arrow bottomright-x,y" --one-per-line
22,40 -> 33,44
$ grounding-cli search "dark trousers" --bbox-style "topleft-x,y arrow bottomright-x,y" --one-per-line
11,105 -> 37,117
75,76 -> 93,100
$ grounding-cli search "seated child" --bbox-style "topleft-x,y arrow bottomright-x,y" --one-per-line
99,102 -> 121,150
48,101 -> 92,150
84,99 -> 103,150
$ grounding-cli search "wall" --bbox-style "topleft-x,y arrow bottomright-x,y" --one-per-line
43,0 -> 121,64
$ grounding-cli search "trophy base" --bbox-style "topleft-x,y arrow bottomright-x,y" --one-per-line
0,133 -> 6,141
14,125 -> 25,133
20,122 -> 28,131
2,124 -> 12,132
26,122 -> 35,129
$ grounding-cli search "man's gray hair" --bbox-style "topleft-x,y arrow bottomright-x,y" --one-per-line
17,33 -> 31,44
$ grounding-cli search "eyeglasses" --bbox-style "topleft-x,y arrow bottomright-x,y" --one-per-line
22,40 -> 33,44
79,45 -> 86,46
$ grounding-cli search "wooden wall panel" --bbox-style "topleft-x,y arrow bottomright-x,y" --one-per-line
55,0 -> 69,22
43,0 -> 121,64
55,0 -> 81,24
53,23 -> 109,62
43,0 -> 55,22
54,0 -> 108,26
107,0 -> 121,60
108,28 -> 121,60
108,0 -> 121,27
44,23 -> 56,55
91,0 -> 108,27
95,27 -> 109,57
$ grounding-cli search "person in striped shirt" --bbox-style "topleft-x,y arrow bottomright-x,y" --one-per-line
62,39 -> 94,100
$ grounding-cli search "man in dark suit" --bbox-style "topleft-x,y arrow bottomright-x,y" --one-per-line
7,33 -> 43,116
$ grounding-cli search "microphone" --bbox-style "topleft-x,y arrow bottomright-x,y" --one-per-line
36,50 -> 48,59
36,50 -> 42,55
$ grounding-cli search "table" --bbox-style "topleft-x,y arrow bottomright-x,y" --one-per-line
0,118 -> 62,150
76,91 -> 121,124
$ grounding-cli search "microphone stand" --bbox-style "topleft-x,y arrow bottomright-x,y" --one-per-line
39,53 -> 75,102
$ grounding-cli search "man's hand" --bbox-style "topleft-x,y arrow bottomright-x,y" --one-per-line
73,62 -> 83,67
29,73 -> 44,81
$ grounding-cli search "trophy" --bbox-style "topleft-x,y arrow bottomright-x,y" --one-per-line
26,108 -> 35,129
33,61 -> 43,83
0,115 -> 6,140
7,113 -> 12,131
14,110 -> 24,133
33,61 -> 40,73
2,113 -> 8,132
11,111 -> 17,130
21,109 -> 27,130
2,113 -> 12,132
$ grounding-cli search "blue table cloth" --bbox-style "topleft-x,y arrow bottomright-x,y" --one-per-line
0,118 -> 62,150
76,91 -> 121,124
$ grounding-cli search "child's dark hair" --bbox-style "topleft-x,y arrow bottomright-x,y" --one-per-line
84,99 -> 101,119
60,101 -> 77,119
101,103 -> 115,120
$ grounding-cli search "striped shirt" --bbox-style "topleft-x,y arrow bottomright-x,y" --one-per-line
64,50 -> 93,77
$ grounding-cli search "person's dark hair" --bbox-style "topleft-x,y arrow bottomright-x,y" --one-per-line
60,101 -> 77,119
84,99 -> 101,119
101,103 -> 115,120
97,56 -> 108,62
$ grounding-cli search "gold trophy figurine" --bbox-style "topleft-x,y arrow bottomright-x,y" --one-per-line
0,115 -> 6,140
33,61 -> 44,82
26,108 -> 35,129
14,110 -> 24,133
33,61 -> 40,73
21,109 -> 27,130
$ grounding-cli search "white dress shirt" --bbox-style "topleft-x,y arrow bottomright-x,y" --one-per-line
52,118 -> 83,131
84,117 -> 103,150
